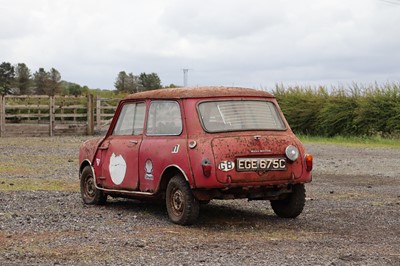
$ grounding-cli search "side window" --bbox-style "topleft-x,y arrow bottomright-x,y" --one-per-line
113,103 -> 145,135
146,101 -> 182,136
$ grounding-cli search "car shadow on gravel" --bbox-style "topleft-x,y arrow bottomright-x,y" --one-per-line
197,202 -> 287,228
101,198 -> 168,221
101,197 -> 286,228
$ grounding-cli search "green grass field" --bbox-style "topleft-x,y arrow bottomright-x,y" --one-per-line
298,134 -> 400,148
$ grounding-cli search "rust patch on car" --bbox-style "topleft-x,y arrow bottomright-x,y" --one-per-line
124,87 -> 274,100
79,137 -> 103,162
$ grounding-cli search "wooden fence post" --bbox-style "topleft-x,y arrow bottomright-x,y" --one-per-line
49,96 -> 55,136
0,95 -> 4,137
96,96 -> 101,130
87,94 -> 94,135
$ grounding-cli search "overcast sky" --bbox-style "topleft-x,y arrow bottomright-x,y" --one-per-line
1,0 -> 400,90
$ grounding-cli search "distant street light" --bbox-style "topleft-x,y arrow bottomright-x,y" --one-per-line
182,68 -> 191,87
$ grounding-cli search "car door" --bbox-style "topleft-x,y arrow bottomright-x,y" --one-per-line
138,100 -> 188,192
98,102 -> 146,190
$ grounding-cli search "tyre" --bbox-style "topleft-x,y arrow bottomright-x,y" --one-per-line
166,175 -> 199,225
80,166 -> 107,205
270,184 -> 306,218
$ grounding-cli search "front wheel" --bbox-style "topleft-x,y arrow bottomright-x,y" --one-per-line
166,175 -> 199,225
80,166 -> 107,205
270,184 -> 306,218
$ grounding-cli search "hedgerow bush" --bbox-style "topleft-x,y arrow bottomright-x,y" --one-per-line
272,82 -> 400,138
274,85 -> 328,135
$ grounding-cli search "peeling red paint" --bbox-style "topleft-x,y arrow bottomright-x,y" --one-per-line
79,137 -> 103,163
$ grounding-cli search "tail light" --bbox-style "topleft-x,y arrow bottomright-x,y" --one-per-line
201,158 -> 212,177
305,154 -> 313,172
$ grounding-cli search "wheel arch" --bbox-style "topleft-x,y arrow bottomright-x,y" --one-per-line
159,165 -> 189,192
79,159 -> 93,179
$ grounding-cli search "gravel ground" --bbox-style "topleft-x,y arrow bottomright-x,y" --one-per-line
0,137 -> 399,265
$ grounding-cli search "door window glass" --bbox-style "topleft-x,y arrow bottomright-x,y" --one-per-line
113,103 -> 145,135
147,101 -> 182,135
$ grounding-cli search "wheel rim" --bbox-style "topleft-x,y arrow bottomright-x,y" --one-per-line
84,175 -> 96,198
170,188 -> 184,217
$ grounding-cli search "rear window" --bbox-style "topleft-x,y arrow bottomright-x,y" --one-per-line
198,100 -> 286,132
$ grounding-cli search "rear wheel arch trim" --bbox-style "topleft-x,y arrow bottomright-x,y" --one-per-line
159,164 -> 191,191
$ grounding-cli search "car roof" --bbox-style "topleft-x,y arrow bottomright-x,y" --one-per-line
123,86 -> 275,100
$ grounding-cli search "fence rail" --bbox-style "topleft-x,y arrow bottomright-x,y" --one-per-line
0,95 -> 118,137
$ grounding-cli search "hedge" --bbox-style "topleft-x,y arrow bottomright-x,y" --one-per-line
273,83 -> 400,138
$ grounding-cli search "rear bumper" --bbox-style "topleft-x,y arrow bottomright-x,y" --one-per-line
192,182 -> 309,201
194,169 -> 312,189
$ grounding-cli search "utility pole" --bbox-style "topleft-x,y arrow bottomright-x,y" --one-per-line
182,68 -> 190,87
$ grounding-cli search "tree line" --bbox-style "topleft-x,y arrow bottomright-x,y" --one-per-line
114,71 -> 178,93
0,61 -> 176,96
0,61 -> 89,96
273,83 -> 400,138
114,71 -> 162,93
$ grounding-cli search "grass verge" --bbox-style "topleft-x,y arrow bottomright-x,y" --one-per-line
0,178 -> 79,192
298,135 -> 400,148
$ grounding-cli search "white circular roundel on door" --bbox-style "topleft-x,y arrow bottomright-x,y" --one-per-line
109,152 -> 126,185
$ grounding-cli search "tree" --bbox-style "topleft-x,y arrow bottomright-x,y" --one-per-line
165,84 -> 179,88
15,63 -> 32,95
114,71 -> 128,92
81,86 -> 90,95
47,68 -> 61,96
115,71 -> 142,93
126,73 -> 143,93
33,68 -> 49,95
0,62 -> 15,95
33,68 -> 61,95
139,72 -> 161,91
68,83 -> 83,96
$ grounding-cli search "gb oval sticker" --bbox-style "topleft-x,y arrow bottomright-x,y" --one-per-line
218,160 -> 235,172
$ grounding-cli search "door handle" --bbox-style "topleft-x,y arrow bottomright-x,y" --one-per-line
129,140 -> 138,144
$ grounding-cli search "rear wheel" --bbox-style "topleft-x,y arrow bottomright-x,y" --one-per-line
80,166 -> 107,205
270,184 -> 306,218
166,175 -> 199,225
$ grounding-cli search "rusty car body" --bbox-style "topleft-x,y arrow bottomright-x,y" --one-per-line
79,87 -> 313,225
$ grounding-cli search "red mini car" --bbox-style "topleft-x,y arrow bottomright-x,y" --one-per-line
79,87 -> 313,225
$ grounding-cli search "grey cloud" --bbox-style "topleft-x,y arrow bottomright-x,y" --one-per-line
160,0 -> 283,39
1,0 -> 399,90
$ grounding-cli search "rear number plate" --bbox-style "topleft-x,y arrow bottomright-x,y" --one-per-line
236,158 -> 286,172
